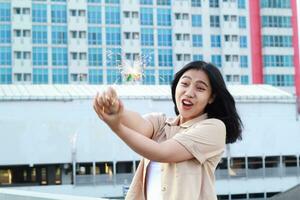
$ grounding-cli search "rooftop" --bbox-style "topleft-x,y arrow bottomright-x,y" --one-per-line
0,84 -> 295,103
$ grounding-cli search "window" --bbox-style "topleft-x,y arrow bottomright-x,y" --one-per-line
237,0 -> 245,8
106,27 -> 121,45
143,69 -> 155,84
106,0 -> 120,3
241,75 -> 249,84
193,54 -> 203,61
210,15 -> 220,27
52,68 -> 68,84
89,69 -> 103,84
157,29 -> 172,46
261,0 -> 290,8
263,55 -> 293,67
0,25 -> 11,44
217,195 -> 229,200
105,6 -> 120,24
33,68 -> 48,84
52,26 -> 67,44
14,29 -> 21,37
211,55 -> 222,67
238,16 -> 246,28
282,156 -> 297,167
182,13 -> 189,20
51,4 -> 67,23
70,9 -> 77,17
88,27 -> 102,45
192,15 -> 202,27
249,193 -> 264,199
116,161 -> 133,173
141,48 -> 155,67
263,35 -> 292,47
23,8 -> 30,15
157,0 -> 171,6
141,28 -> 154,46
158,49 -> 172,67
88,0 -> 101,2
0,67 -> 12,84
52,48 -> 68,66
157,8 -> 171,26
240,55 -> 247,67
107,69 -> 122,84
262,16 -> 291,28
191,0 -> 201,7
231,194 -> 247,199
192,34 -> 202,47
0,3 -> 11,22
0,47 -> 12,65
106,48 -> 121,67
211,35 -> 221,47
32,26 -> 47,44
239,35 -> 247,48
140,0 -> 153,5
88,6 -> 101,24
230,157 -> 246,177
209,0 -> 219,8
88,48 -> 103,66
14,51 -> 21,59
32,4 -> 47,22
33,47 -> 48,66
159,69 -> 173,85
264,74 -> 294,86
140,8 -> 153,25
14,8 -> 21,15
123,11 -> 130,18
183,34 -> 190,41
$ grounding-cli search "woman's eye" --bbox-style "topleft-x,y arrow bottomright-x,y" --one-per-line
197,87 -> 205,91
180,82 -> 188,86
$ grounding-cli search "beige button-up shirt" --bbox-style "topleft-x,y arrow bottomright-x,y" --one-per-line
125,113 -> 226,200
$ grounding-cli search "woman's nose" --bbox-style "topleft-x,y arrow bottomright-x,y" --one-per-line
185,87 -> 195,98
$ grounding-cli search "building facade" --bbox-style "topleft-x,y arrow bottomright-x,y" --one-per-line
0,0 -> 299,96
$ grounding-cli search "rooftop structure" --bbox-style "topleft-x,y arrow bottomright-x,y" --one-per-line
0,84 -> 299,199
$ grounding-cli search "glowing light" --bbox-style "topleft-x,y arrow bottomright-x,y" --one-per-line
106,49 -> 154,84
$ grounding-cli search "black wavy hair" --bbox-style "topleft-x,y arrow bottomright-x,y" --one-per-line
171,61 -> 243,144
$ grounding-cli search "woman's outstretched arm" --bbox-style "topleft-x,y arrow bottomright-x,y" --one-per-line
93,97 -> 194,163
94,86 -> 154,138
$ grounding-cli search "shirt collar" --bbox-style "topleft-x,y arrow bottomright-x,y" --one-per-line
166,113 -> 208,128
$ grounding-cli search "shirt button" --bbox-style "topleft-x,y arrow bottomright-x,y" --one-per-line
161,186 -> 166,192
161,167 -> 164,172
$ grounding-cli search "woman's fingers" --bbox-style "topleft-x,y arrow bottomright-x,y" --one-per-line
107,87 -> 118,106
93,93 -> 104,120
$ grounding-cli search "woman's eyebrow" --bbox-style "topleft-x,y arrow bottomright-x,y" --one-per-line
181,75 -> 192,80
196,80 -> 209,87
181,75 -> 209,87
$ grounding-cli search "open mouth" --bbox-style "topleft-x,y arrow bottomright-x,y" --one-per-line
182,99 -> 194,107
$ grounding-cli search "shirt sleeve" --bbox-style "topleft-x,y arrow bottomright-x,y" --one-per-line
173,119 -> 226,164
143,112 -> 166,140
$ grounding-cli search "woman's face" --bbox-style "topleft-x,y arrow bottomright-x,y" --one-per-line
175,69 -> 214,124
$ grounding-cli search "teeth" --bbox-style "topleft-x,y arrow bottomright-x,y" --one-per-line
182,100 -> 193,106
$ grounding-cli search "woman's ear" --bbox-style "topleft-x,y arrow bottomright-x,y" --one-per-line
208,94 -> 216,104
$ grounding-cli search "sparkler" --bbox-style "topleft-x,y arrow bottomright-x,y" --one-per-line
106,49 -> 154,84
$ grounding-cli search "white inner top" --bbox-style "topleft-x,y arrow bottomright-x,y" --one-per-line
146,161 -> 162,200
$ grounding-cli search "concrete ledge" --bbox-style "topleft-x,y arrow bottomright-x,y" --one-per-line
0,188 -> 107,200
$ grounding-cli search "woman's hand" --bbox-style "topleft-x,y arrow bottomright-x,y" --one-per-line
93,87 -> 124,132
95,86 -> 120,115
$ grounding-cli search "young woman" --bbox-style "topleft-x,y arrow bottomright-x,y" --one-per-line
93,61 -> 243,200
